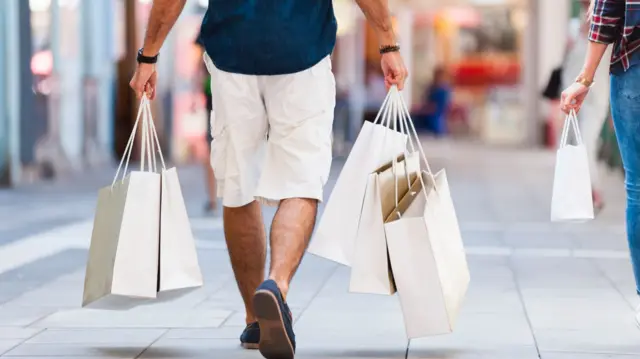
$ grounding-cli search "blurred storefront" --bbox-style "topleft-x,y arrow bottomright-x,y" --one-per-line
375,0 -> 573,148
0,0 -> 119,186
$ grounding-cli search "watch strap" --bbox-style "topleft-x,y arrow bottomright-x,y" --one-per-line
137,48 -> 158,64
379,44 -> 400,55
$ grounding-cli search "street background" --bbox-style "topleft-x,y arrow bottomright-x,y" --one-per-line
0,0 -> 635,358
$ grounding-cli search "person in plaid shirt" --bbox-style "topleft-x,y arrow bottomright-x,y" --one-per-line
562,0 -> 640,324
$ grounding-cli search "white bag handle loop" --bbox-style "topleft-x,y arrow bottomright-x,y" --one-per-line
390,90 -> 415,208
111,96 -> 166,190
111,95 -> 149,189
560,110 -> 583,147
391,86 -> 438,205
378,87 -> 400,189
143,99 -> 167,172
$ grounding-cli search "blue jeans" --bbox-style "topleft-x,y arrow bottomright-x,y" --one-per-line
610,65 -> 640,294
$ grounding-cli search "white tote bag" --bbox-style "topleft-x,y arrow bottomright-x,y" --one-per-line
142,106 -> 204,297
349,153 -> 420,295
551,110 -> 594,222
83,98 -> 161,309
309,90 -> 408,266
384,88 -> 470,338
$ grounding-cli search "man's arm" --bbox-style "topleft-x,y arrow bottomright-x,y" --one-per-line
354,0 -> 396,45
130,0 -> 186,99
141,0 -> 187,56
355,0 -> 408,90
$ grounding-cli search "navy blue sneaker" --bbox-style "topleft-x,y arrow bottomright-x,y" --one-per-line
253,280 -> 295,359
240,322 -> 260,349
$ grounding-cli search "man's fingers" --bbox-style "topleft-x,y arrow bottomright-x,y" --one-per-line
129,78 -> 144,99
395,68 -> 408,91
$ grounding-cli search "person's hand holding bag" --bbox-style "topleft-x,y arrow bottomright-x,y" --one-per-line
560,80 -> 591,114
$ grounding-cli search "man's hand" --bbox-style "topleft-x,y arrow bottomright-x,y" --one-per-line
130,63 -> 157,100
560,82 -> 590,114
381,52 -> 408,91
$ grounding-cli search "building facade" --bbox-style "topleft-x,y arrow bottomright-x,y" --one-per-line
0,0 -> 118,186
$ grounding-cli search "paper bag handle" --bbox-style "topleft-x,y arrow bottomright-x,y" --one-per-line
389,86 -> 438,212
111,96 -> 166,190
142,99 -> 167,172
559,109 -> 583,147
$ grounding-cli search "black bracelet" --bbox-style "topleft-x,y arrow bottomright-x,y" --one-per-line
379,44 -> 400,54
137,48 -> 159,64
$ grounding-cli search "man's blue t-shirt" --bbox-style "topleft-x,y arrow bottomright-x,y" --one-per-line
200,0 -> 337,76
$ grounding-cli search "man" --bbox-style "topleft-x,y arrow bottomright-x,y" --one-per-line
130,1 -> 407,358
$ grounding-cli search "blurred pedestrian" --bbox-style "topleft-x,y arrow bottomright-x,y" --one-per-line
194,34 -> 218,215
421,66 -> 452,136
561,0 -> 640,323
561,0 -> 611,212
129,1 -> 407,358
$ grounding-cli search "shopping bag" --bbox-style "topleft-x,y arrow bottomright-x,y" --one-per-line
310,91 -> 408,266
349,153 -> 420,295
385,86 -> 470,338
83,98 -> 161,309
143,101 -> 204,300
386,171 -> 470,338
143,109 -> 203,295
551,110 -> 594,222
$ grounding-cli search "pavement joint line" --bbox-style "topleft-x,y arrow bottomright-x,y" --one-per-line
589,256 -> 638,312
133,328 -> 170,359
507,254 -> 542,358
291,262 -> 339,325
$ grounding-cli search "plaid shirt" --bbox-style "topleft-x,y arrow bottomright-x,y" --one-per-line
589,0 -> 640,73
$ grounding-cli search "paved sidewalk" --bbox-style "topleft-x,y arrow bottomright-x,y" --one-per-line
0,139 -> 637,359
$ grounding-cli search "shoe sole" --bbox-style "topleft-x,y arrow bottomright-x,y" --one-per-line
254,289 -> 295,359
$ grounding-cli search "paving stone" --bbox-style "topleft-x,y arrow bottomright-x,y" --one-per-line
535,327 -> 640,354
541,353 -> 640,359
408,346 -> 540,359
3,343 -> 145,357
0,308 -> 56,327
164,327 -> 242,340
25,329 -> 165,345
0,328 -> 42,340
139,338 -> 256,359
0,340 -> 22,356
32,308 -> 231,329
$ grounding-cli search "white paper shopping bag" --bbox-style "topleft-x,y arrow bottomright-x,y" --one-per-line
158,168 -> 204,293
386,171 -> 470,338
143,102 -> 204,300
83,99 -> 161,309
309,91 -> 408,266
551,111 -> 594,222
384,87 -> 470,338
349,153 -> 420,295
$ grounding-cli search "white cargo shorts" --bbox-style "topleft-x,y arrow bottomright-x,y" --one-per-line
203,54 -> 336,208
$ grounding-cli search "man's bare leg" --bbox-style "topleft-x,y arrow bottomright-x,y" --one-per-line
223,201 -> 267,323
268,198 -> 318,298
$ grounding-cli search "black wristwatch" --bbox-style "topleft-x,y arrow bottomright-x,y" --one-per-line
137,48 -> 159,64
379,44 -> 400,55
